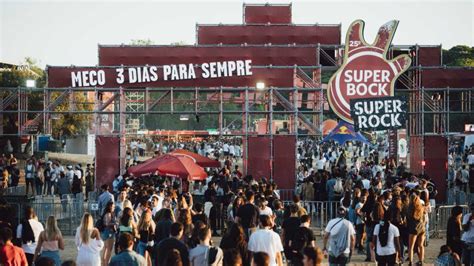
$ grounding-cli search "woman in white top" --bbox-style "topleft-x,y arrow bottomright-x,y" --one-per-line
257,197 -> 273,217
75,212 -> 104,266
34,215 -> 65,265
371,214 -> 402,266
16,206 -> 44,266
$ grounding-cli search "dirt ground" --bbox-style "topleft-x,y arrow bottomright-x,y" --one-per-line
59,234 -> 442,265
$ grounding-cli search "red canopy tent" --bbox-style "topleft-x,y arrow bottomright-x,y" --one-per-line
170,149 -> 221,168
127,154 -> 207,180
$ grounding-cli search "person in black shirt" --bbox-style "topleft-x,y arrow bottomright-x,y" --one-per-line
204,182 -> 217,202
220,223 -> 251,266
154,222 -> 189,266
288,215 -> 315,266
282,204 -> 302,260
192,203 -> 208,226
446,205 -> 463,257
154,208 -> 173,244
236,190 -> 259,240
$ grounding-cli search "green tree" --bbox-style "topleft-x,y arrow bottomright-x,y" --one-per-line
443,45 -> 474,66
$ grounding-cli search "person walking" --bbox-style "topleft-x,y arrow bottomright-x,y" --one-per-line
0,227 -> 28,266
447,205 -> 463,257
98,184 -> 114,214
16,206 -> 44,265
36,164 -> 45,196
322,206 -> 355,266
24,160 -> 36,196
371,213 -> 402,266
407,193 -> 426,265
75,213 -> 104,266
288,215 -> 315,266
248,215 -> 284,266
220,223 -> 251,266
136,210 -> 155,264
33,216 -> 65,266
235,190 -> 259,240
189,225 -> 224,266
100,201 -> 116,266
109,233 -> 146,266
154,222 -> 189,266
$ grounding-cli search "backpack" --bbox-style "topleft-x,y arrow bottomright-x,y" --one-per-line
334,178 -> 344,193
205,246 -> 220,266
95,215 -> 105,232
291,227 -> 311,256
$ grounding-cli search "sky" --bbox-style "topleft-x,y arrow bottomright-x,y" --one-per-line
0,0 -> 473,68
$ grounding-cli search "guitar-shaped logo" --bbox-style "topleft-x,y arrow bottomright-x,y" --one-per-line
327,20 -> 411,123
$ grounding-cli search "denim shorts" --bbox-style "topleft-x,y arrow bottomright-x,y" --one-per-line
101,228 -> 114,240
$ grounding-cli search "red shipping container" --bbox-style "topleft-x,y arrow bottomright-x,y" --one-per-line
197,25 -> 341,45
244,4 -> 291,24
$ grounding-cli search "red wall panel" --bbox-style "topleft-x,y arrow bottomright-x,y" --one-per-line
47,66 -> 295,88
418,46 -> 441,66
424,136 -> 448,202
273,135 -> 296,189
95,136 -> 120,188
244,5 -> 291,24
247,136 -> 271,180
197,25 -> 341,45
421,68 -> 474,88
409,136 -> 423,175
98,46 -> 318,66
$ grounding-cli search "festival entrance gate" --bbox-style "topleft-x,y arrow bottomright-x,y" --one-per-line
1,4 -> 473,200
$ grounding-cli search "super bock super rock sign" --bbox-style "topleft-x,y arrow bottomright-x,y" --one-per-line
327,20 -> 412,123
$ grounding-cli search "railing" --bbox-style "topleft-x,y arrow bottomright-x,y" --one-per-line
4,196 -> 100,236
2,193 -> 468,238
3,185 -> 26,195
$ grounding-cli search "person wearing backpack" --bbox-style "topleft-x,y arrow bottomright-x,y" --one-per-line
322,206 -> 355,266
288,215 -> 315,266
189,225 -> 223,266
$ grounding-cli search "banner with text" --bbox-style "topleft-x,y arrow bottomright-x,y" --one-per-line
350,96 -> 407,131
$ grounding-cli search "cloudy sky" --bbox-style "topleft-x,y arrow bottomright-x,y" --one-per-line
1,0 -> 472,68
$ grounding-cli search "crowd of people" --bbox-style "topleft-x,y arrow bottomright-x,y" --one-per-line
0,137 -> 473,266
0,153 -> 95,198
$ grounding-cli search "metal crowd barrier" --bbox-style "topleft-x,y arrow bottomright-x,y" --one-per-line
431,204 -> 470,238
3,185 -> 26,195
282,200 -> 341,235
3,195 -> 99,236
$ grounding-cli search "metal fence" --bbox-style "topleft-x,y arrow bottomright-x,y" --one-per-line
2,195 -> 470,238
3,185 -> 26,195
6,197 -> 100,236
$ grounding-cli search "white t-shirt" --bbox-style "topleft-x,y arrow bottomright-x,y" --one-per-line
16,219 -> 44,254
468,154 -> 474,165
316,158 -> 326,170
223,144 -> 229,152
259,206 -> 273,217
248,228 -> 284,266
462,213 -> 474,243
324,218 -> 355,255
361,179 -> 371,190
229,145 -> 235,155
374,223 -> 400,256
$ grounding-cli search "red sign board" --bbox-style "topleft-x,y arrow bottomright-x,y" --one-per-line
47,65 -> 295,88
327,20 -> 411,123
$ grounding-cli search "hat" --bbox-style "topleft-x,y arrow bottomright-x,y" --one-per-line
67,165 -> 73,170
